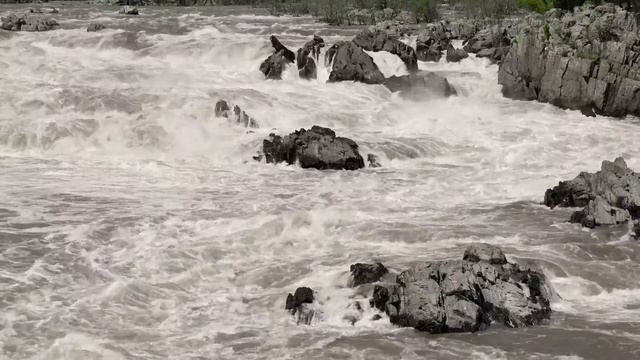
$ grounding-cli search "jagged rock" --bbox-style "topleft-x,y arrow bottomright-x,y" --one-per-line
262,125 -> 365,170
350,263 -> 388,287
260,35 -> 295,80
214,100 -> 258,128
384,72 -> 457,98
499,5 -> 640,117
296,35 -> 324,80
463,243 -> 507,265
569,196 -> 631,228
119,6 -> 139,15
415,22 -> 451,62
285,287 -> 315,325
545,157 -> 640,226
87,23 -> 105,32
446,44 -> 469,63
0,13 -> 58,32
633,221 -> 640,239
367,154 -> 381,168
325,41 -> 385,84
463,25 -> 512,63
371,244 -> 552,333
352,30 -> 419,72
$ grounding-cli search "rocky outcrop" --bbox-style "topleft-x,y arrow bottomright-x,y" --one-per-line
285,287 -> 315,325
352,30 -> 419,72
350,263 -> 388,287
87,23 -> 105,32
260,35 -> 295,80
262,126 -> 365,170
371,244 -> 552,333
118,6 -> 139,15
325,41 -> 385,84
446,44 -> 469,63
345,8 -> 417,27
499,5 -> 640,117
214,100 -> 258,128
384,72 -> 457,98
367,154 -> 381,168
415,22 -> 451,62
0,13 -> 58,31
544,157 -> 640,227
463,25 -> 512,63
296,35 -> 324,80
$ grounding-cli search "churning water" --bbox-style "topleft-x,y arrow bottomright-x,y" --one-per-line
1,3 -> 640,359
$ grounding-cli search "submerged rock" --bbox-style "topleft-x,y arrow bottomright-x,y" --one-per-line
296,35 -> 325,80
0,13 -> 59,32
285,287 -> 315,325
87,23 -> 106,32
445,44 -> 469,63
384,72 -> 457,98
119,6 -> 139,15
371,244 -> 552,333
260,35 -> 295,80
350,263 -> 388,287
214,100 -> 258,128
499,5 -> 640,117
325,41 -> 385,84
352,30 -> 418,72
367,154 -> 382,168
545,157 -> 640,226
262,125 -> 365,170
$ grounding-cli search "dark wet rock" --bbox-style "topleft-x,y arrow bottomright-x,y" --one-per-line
415,22 -> 451,62
296,35 -> 324,80
446,44 -> 469,63
214,100 -> 258,128
350,263 -> 388,287
633,221 -> 640,239
384,72 -> 457,98
463,243 -> 507,265
545,157 -> 640,226
463,25 -> 512,63
498,5 -> 640,117
0,13 -> 59,32
285,287 -> 315,325
325,41 -> 385,85
119,6 -> 139,15
371,244 -> 552,333
87,23 -> 105,32
262,125 -> 365,171
260,35 -> 295,80
367,154 -> 381,168
352,30 -> 418,72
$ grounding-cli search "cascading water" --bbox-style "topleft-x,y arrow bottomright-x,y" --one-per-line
1,4 -> 640,360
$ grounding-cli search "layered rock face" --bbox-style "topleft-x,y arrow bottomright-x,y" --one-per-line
499,4 -> 640,117
325,41 -> 385,84
352,30 -> 419,72
371,244 -> 552,333
262,126 -> 365,170
463,25 -> 513,63
545,157 -> 640,227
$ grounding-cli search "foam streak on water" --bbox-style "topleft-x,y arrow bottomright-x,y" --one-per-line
1,4 -> 640,360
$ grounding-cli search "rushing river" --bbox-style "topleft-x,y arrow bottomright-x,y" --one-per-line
1,3 -> 640,359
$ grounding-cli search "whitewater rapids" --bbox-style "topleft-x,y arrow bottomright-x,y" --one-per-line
1,3 -> 640,360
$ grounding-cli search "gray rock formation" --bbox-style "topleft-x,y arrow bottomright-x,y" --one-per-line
384,72 -> 457,98
262,126 -> 365,170
325,41 -> 385,84
0,13 -> 59,32
296,35 -> 324,80
214,100 -> 258,128
463,25 -> 512,63
118,6 -> 139,15
87,23 -> 105,32
350,263 -> 388,287
446,44 -> 469,63
260,35 -> 295,80
370,244 -> 552,333
415,22 -> 451,62
352,30 -> 419,72
367,154 -> 382,168
544,157 -> 640,227
285,287 -> 315,325
499,5 -> 640,117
